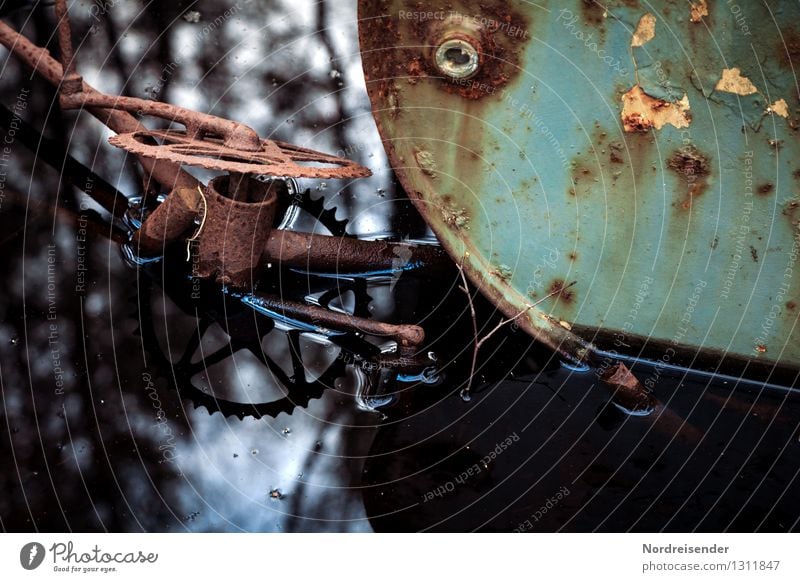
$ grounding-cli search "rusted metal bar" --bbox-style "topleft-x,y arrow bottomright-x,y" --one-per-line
248,292 -> 426,350
599,362 -> 656,414
264,230 -> 448,272
61,92 -> 263,151
53,0 -> 82,95
132,188 -> 201,256
135,199 -> 448,273
0,20 -> 198,192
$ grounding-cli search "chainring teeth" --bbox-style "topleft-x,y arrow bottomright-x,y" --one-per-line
134,281 -> 342,420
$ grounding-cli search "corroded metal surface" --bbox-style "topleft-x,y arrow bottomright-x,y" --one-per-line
110,129 -> 372,178
195,176 -> 277,287
133,187 -> 202,256
360,0 -> 800,381
0,21 -> 198,191
263,229 -> 448,273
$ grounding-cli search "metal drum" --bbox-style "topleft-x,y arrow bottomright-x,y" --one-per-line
359,0 -> 800,384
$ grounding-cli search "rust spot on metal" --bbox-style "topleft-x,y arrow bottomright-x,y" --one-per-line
756,344 -> 768,354
621,85 -> 691,133
441,201 -> 471,229
399,6 -> 530,100
668,146 -> 710,209
668,147 -> 710,178
406,57 -> 424,84
768,99 -> 790,118
568,156 -> 599,198
784,199 -> 800,229
492,264 -> 514,282
769,139 -> 784,150
414,149 -> 438,178
757,183 -> 774,196
776,29 -> 800,70
715,67 -> 759,96
631,13 -> 656,47
690,0 -> 708,23
580,0 -> 606,26
548,279 -> 576,304
609,141 -> 625,164
787,300 -> 797,311
750,246 -> 759,263
568,251 -> 578,261
794,169 -> 800,180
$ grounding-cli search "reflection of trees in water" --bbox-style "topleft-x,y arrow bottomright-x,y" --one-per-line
0,0 -> 413,531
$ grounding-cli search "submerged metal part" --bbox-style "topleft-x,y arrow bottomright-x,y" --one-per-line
360,0 -> 800,382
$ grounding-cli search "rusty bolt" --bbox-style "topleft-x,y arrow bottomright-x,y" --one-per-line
434,37 -> 481,80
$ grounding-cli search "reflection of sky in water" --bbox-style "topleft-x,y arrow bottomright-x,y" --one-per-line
0,0 -> 410,531
172,397 -> 378,532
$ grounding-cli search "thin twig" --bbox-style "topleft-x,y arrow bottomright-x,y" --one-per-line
456,257 -> 576,398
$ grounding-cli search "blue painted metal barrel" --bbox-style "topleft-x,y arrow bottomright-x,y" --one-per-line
359,0 -> 800,385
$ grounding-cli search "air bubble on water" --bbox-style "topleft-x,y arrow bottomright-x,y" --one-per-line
330,70 -> 342,79
183,10 -> 201,23
10,336 -> 18,345
460,389 -> 472,402
251,448 -> 259,456
282,427 -> 291,436
427,351 -> 438,362
316,182 -> 328,191
314,441 -> 323,451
